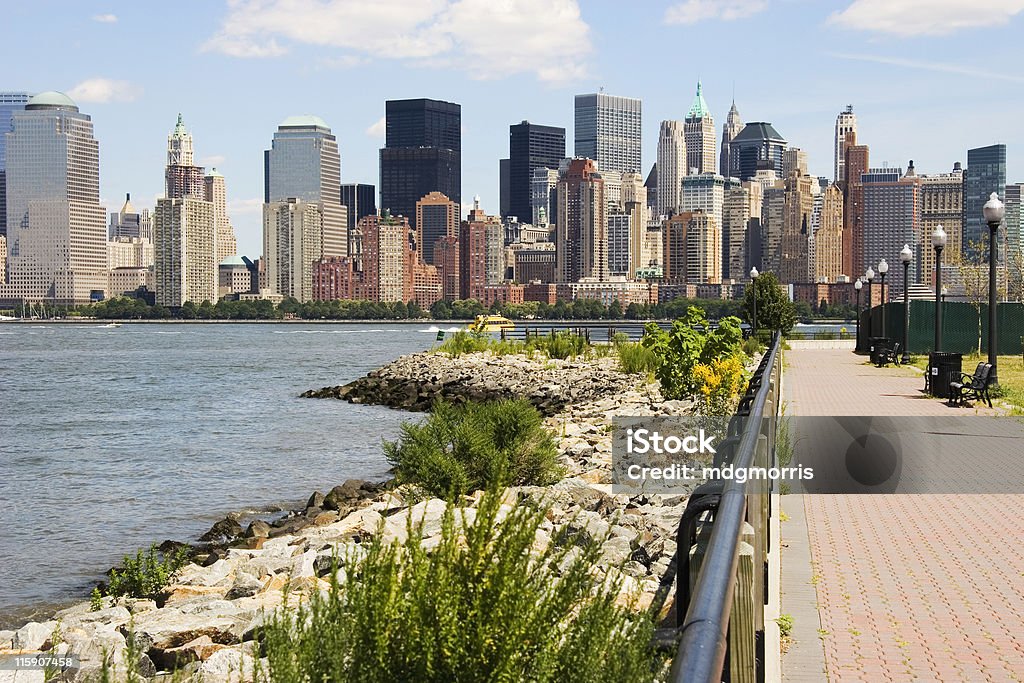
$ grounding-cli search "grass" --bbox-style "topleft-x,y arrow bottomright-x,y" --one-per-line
776,613 -> 794,639
616,341 -> 658,375
106,544 -> 190,600
435,330 -> 591,360
255,490 -> 667,683
384,399 -> 563,498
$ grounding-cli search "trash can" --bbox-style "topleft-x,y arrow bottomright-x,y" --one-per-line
869,337 -> 891,366
928,352 -> 963,398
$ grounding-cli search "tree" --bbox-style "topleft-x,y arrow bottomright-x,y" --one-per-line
607,300 -> 624,319
430,300 -> 453,319
953,239 -> 1007,354
742,272 -> 797,334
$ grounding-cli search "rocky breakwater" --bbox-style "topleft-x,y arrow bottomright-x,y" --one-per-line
302,351 -> 636,415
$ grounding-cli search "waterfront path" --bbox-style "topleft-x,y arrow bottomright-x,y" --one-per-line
780,349 -> 1024,682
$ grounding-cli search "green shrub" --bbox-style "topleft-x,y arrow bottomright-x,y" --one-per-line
530,330 -> 589,359
107,544 -> 189,599
741,336 -> 763,357
435,330 -> 490,357
255,491 -> 666,683
611,331 -> 631,346
384,400 -> 563,498
617,342 -> 659,375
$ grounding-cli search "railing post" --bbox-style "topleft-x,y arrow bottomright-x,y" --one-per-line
731,526 -> 757,683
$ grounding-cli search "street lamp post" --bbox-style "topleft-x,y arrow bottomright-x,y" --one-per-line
854,278 -> 863,352
900,245 -> 912,364
983,192 -> 1005,385
878,259 -> 889,338
932,225 -> 947,352
749,267 -> 760,338
865,267 -> 875,341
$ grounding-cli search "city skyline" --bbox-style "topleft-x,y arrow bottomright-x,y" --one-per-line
3,1 -> 1024,259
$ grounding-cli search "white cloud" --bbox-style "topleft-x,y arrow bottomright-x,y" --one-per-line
828,0 -> 1024,36
828,52 -> 1024,83
202,0 -> 590,83
664,0 -> 768,25
366,117 -> 386,138
67,78 -> 140,103
92,13 -> 118,23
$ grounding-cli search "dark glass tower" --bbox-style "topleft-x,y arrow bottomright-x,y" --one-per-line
340,183 -> 377,229
963,144 -> 1007,252
729,122 -> 787,181
379,98 -> 461,230
508,121 -> 565,222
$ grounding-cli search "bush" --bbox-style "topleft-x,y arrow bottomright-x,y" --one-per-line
617,342 -> 659,375
256,491 -> 666,683
384,400 -> 563,498
692,355 -> 747,415
529,330 -> 589,359
107,544 -> 189,599
741,336 -> 763,357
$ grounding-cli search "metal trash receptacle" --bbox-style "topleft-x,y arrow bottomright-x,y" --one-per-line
928,352 -> 963,398
869,337 -> 892,365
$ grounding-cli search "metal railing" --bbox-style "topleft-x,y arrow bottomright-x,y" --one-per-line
670,332 -> 783,682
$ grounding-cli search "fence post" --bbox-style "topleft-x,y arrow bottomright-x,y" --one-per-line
730,532 -> 757,683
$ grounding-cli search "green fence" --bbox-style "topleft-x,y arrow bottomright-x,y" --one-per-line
858,301 -> 1024,355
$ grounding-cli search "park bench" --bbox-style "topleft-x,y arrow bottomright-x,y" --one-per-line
948,362 -> 994,408
874,342 -> 902,367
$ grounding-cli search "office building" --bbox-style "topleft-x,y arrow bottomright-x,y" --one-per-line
963,144 -> 1007,251
814,183 -> 844,283
783,148 -> 808,178
728,122 -> 786,181
154,197 -> 217,306
779,173 -> 815,284
723,181 -> 762,280
108,194 -> 152,242
684,82 -> 716,175
682,173 -> 737,236
862,165 -> 920,296
531,167 -> 559,226
165,114 -> 205,199
662,211 -> 720,284
608,212 -> 631,277
415,191 -> 458,265
508,121 -> 565,223
842,131 -> 869,279
656,120 -> 686,218
555,158 -> 608,283
919,164 -> 964,286
621,171 -> 649,276
3,91 -> 106,304
205,169 -> 237,263
265,115 -> 346,257
834,106 -> 857,185
574,92 -> 642,174
379,98 -> 461,230
720,100 -> 742,180
1006,183 -> 1024,263
340,183 -> 376,230
499,158 -> 510,218
0,92 -> 30,238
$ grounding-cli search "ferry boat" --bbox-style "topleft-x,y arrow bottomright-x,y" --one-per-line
468,315 -> 515,333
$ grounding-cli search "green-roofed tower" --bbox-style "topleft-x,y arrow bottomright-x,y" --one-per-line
684,81 -> 716,174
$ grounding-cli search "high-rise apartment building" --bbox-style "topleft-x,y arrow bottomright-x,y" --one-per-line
662,212 -> 690,284
862,165 -> 920,296
720,100 -> 743,180
783,148 -> 808,178
723,181 -> 762,280
620,171 -> 649,276
262,199 -> 323,302
834,106 -> 857,185
842,131 -> 869,279
154,197 -> 217,306
205,169 -> 237,263
340,183 -> 376,230
379,98 -> 461,231
574,92 -> 642,174
684,82 -> 716,175
555,158 -> 608,283
779,173 -> 816,284
681,173 -> 737,237
265,115 -> 346,258
359,212 -> 416,303
608,212 -> 631,277
963,144 -> 1007,252
415,191 -> 457,265
2,92 -> 106,304
919,164 -> 964,286
656,120 -> 686,218
761,184 -> 786,275
729,122 -> 787,181
1006,183 -> 1024,263
660,211 -> 720,284
814,183 -> 844,283
0,92 -> 30,238
508,121 -> 565,223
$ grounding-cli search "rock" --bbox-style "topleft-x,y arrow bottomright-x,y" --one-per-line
312,511 -> 339,526
0,630 -> 14,648
306,490 -> 325,509
225,573 -> 263,600
323,481 -> 362,511
127,609 -> 241,652
199,514 -> 243,543
152,634 -> 226,670
600,536 -> 634,565
244,520 -> 271,539
13,620 -> 56,651
200,646 -> 257,680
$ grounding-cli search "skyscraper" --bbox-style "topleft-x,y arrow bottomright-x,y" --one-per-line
681,173 -> 737,236
834,106 -> 857,185
555,158 -> 607,282
204,169 -> 237,263
3,91 -> 106,303
920,164 -> 963,286
108,194 -> 152,242
814,184 -> 844,283
963,144 -> 1007,251
862,165 -> 920,295
379,98 -> 461,231
0,92 -> 30,238
154,197 -> 217,306
1005,183 -> 1024,265
508,121 -> 565,223
574,92 -> 642,174
720,100 -> 742,180
531,167 -> 559,226
165,114 -> 205,199
656,120 -> 685,218
684,82 -> 716,175
729,122 -> 787,181
415,191 -> 457,265
842,131 -> 869,278
779,173 -> 815,284
265,115 -> 346,258
340,183 -> 377,230
723,181 -> 762,280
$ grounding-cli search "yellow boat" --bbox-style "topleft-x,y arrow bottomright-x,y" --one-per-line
468,315 -> 515,333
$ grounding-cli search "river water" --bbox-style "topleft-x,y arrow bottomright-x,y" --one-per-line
0,322 -> 454,627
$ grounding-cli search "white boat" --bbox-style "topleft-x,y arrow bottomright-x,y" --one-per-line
99,322 -> 122,328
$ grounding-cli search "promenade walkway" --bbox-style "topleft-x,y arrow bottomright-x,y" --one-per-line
780,349 -> 1024,682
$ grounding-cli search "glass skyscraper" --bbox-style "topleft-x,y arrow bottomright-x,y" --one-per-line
340,183 -> 376,229
728,122 -> 787,182
379,98 -> 461,231
508,121 -> 564,223
573,93 -> 642,174
0,92 -> 31,237
963,144 -> 1007,252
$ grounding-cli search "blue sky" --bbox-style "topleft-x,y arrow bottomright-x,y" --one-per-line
4,0 -> 1024,258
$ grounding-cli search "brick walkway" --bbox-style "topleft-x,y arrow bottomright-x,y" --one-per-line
781,350 -> 1024,682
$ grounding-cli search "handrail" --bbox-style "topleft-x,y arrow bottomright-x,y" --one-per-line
670,332 -> 782,682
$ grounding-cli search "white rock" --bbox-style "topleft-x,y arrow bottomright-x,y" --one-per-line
13,621 -> 56,651
200,646 -> 257,681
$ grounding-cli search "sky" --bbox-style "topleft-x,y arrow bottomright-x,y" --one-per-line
3,0 -> 1024,258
